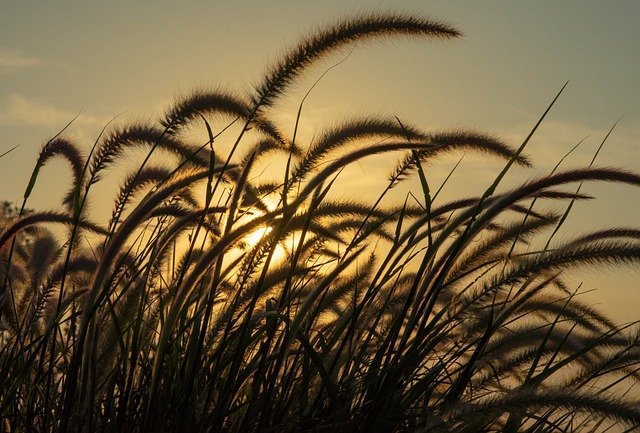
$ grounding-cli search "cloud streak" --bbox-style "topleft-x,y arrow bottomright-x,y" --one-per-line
0,94 -> 102,129
499,117 -> 640,174
0,48 -> 42,71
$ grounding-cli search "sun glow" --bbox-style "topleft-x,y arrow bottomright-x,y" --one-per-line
243,225 -> 288,263
244,226 -> 272,247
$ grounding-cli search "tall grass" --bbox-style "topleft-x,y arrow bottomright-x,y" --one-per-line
2,12 -> 640,433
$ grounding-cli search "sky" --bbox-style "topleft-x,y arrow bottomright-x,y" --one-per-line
1,0 -> 640,321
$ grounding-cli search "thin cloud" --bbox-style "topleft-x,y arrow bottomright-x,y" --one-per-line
500,118 -> 640,173
0,47 -> 42,70
0,94 -> 101,128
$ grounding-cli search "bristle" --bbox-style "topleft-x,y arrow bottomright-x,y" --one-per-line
254,13 -> 460,109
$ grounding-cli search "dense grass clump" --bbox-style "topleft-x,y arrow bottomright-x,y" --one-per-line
2,13 -> 640,433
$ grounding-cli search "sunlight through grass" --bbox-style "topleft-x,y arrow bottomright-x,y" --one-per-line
1,12 -> 640,433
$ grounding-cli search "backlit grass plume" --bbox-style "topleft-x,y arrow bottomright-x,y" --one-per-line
1,12 -> 640,433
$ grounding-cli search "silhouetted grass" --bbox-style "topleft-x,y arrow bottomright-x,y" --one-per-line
1,12 -> 640,433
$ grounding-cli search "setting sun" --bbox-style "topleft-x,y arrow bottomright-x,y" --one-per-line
245,225 -> 273,248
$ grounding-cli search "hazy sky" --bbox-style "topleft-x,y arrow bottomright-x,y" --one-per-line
1,1 -> 640,320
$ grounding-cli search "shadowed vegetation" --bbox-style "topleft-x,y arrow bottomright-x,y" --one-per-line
1,12 -> 640,433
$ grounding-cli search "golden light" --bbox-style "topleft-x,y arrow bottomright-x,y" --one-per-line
243,225 -> 288,263
244,226 -> 273,247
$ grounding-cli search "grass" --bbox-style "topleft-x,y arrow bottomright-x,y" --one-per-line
2,12 -> 640,433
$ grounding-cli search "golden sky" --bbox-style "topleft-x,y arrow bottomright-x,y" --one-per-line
1,0 -> 640,321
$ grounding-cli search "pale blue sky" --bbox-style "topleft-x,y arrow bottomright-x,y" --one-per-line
1,1 -> 640,320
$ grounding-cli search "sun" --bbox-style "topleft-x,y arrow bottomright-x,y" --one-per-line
243,225 -> 288,263
244,226 -> 273,247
